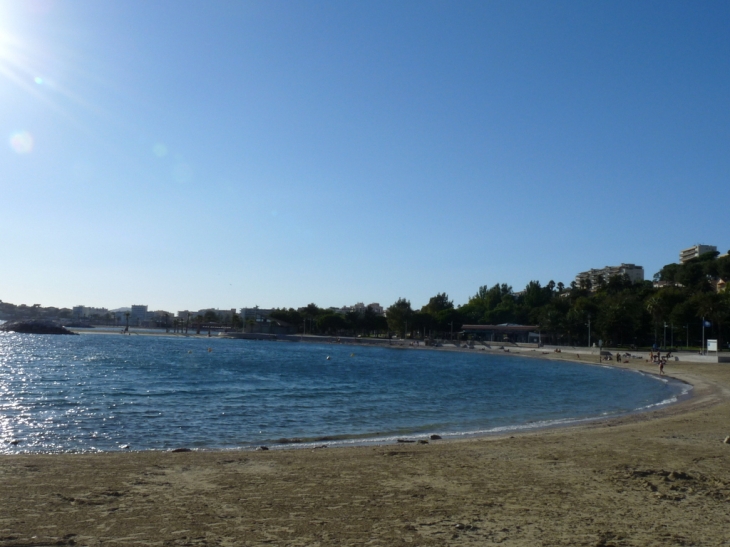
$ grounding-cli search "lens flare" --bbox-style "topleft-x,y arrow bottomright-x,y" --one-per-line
152,143 -> 168,157
9,131 -> 34,154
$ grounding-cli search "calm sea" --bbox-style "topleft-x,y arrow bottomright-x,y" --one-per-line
0,333 -> 687,453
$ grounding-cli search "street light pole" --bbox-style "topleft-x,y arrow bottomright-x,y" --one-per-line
587,314 -> 591,349
663,322 -> 667,349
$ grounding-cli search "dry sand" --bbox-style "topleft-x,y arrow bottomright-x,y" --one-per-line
2,358 -> 729,547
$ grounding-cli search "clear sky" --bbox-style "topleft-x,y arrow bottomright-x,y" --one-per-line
1,0 -> 728,312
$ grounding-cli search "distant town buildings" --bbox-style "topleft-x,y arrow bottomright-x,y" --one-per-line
72,306 -> 108,319
575,264 -> 644,288
336,302 -> 385,316
679,244 -> 717,263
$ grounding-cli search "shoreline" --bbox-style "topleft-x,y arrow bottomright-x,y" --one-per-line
2,361 -> 729,544
16,330 -> 695,454
69,326 -> 725,364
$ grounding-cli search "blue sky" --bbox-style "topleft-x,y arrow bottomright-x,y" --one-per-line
1,0 -> 728,312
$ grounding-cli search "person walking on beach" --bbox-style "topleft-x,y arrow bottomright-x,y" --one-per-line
659,360 -> 665,375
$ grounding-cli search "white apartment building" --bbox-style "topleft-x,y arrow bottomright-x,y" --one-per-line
679,244 -> 717,263
575,264 -> 644,288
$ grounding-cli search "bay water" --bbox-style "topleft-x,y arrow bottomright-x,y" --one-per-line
0,333 -> 687,453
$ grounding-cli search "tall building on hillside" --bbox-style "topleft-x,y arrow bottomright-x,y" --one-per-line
575,264 -> 644,289
679,244 -> 717,263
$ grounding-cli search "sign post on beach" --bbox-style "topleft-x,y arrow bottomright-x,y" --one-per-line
598,339 -> 603,363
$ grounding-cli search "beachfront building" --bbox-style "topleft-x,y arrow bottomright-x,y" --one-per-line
243,318 -> 297,335
575,264 -> 644,289
240,306 -> 273,323
679,244 -> 717,263
110,308 -> 130,325
461,324 -> 539,344
130,305 -> 148,326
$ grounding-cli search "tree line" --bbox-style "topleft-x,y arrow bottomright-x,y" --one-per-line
3,251 -> 727,349
271,251 -> 730,349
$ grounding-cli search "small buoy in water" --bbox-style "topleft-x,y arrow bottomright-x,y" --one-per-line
187,350 -> 192,354
350,353 -> 354,357
326,356 -> 331,360
207,347 -> 212,352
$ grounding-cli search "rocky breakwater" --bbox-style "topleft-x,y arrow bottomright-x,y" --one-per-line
0,320 -> 78,335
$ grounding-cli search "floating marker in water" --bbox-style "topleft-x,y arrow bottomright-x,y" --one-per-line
326,356 -> 331,360
350,353 -> 354,357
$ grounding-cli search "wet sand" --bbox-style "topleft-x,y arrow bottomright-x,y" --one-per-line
2,359 -> 729,546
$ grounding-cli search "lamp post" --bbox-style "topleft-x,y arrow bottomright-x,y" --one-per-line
685,324 -> 689,350
587,314 -> 591,349
663,322 -> 667,349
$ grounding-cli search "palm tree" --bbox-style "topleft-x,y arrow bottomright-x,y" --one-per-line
646,297 -> 663,346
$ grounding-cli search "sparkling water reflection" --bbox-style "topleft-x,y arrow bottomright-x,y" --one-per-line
0,333 -> 686,453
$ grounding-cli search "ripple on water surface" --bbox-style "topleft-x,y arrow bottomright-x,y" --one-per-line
0,333 -> 687,453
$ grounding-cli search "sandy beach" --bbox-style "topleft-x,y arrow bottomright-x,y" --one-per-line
2,356 -> 729,546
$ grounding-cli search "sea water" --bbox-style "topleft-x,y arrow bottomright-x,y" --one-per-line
0,333 -> 687,453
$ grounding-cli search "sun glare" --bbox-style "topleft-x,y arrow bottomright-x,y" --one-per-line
0,29 -> 38,92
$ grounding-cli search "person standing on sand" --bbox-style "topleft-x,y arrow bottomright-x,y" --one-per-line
659,360 -> 665,375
